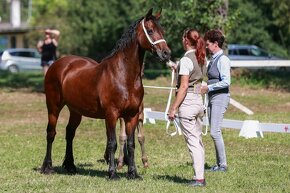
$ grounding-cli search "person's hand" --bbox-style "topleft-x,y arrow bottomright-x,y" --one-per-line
166,60 -> 177,71
168,107 -> 177,121
45,29 -> 51,34
201,85 -> 209,94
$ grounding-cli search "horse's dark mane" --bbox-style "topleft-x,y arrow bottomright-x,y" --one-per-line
104,17 -> 144,59
101,15 -> 162,61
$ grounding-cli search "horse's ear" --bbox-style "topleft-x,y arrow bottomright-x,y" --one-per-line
155,8 -> 162,20
145,8 -> 153,20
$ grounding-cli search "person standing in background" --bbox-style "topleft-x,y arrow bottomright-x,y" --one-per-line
168,29 -> 207,187
201,29 -> 231,172
37,29 -> 60,75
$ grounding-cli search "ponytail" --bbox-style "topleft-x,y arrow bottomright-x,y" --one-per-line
184,29 -> 206,66
196,37 -> 206,65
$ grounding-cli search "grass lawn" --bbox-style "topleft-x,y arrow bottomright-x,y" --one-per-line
0,71 -> 289,192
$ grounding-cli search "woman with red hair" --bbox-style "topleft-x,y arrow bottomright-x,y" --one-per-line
168,29 -> 207,187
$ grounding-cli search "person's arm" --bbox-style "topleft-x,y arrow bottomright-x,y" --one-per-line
50,29 -> 60,40
168,75 -> 189,120
37,40 -> 43,53
46,29 -> 60,46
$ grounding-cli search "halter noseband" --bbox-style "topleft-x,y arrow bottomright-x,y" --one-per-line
141,19 -> 166,47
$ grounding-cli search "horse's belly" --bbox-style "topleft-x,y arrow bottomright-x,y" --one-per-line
62,86 -> 105,118
66,101 -> 105,118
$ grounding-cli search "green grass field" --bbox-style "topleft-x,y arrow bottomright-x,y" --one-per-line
0,71 -> 289,193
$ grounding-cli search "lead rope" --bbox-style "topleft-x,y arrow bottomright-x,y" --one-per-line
164,64 -> 182,136
202,91 -> 209,136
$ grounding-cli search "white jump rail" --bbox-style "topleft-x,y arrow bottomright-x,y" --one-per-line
143,60 -> 289,137
144,109 -> 290,133
231,60 -> 290,68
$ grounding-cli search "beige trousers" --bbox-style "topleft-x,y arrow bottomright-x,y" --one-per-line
178,93 -> 205,180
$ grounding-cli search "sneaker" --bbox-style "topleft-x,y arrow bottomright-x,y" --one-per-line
188,179 -> 206,187
207,165 -> 227,172
218,165 -> 227,172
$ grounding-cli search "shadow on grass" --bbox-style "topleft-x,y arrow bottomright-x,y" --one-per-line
153,174 -> 190,184
153,162 -> 214,184
33,160 -> 129,179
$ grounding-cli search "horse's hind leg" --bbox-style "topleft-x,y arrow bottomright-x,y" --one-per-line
117,118 -> 127,169
62,110 -> 82,173
137,108 -> 148,168
40,90 -> 64,174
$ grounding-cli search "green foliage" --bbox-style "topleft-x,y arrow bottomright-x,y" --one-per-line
144,0 -> 235,59
0,71 -> 43,92
143,69 -> 170,79
26,0 -> 235,61
0,1 -> 10,22
231,68 -> 290,91
23,0 -> 290,67
227,0 -> 290,58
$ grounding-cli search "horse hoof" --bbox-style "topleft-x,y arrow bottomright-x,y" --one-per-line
108,173 -> 120,180
117,162 -> 123,170
127,172 -> 143,180
40,164 -> 54,174
63,162 -> 77,174
143,162 -> 149,168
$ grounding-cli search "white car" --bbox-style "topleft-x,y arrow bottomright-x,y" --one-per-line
0,48 -> 42,73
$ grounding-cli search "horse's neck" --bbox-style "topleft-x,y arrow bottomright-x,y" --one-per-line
118,42 -> 145,78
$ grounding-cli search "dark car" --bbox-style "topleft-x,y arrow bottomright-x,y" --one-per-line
228,44 -> 282,60
0,48 -> 42,73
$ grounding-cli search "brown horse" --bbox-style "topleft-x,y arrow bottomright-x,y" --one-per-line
40,8 -> 171,180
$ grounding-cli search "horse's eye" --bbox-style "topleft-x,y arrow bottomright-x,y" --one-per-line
147,29 -> 154,35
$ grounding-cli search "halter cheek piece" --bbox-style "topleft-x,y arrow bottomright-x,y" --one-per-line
141,19 -> 166,51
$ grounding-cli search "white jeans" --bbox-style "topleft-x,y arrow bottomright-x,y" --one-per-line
178,93 -> 205,180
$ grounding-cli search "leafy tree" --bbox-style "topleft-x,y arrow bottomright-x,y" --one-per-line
26,0 -> 290,70
0,0 -> 11,22
227,0 -> 289,58
26,0 -> 68,56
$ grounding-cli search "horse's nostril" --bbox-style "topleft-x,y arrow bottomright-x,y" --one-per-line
163,50 -> 171,58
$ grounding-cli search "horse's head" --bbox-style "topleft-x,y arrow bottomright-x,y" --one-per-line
137,8 -> 171,62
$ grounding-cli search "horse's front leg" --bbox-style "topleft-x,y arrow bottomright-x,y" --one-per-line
117,118 -> 127,169
105,116 -> 119,180
125,115 -> 142,180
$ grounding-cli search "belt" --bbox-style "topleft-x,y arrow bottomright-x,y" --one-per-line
187,83 -> 202,94
176,83 -> 202,94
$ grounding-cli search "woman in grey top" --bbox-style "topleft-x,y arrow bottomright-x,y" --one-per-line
201,29 -> 231,172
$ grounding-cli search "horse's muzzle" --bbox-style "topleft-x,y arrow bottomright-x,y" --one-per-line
157,48 -> 171,62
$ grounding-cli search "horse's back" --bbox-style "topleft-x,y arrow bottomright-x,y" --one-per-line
46,55 -> 98,78
45,55 -> 100,87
